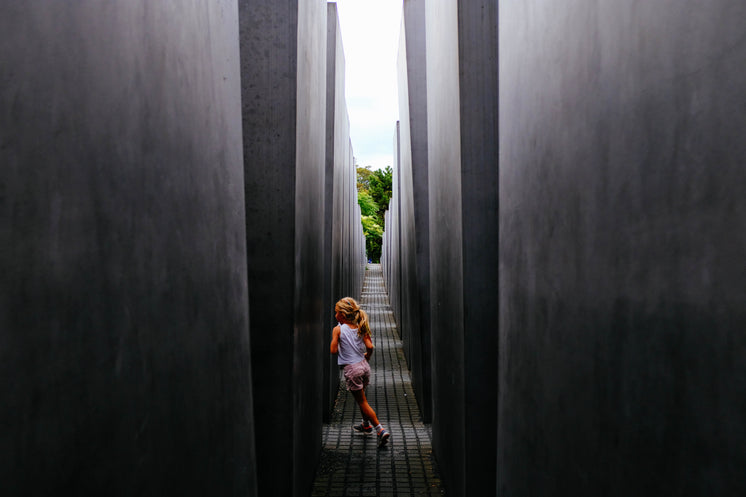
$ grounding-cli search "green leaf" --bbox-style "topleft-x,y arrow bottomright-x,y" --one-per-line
357,191 -> 379,217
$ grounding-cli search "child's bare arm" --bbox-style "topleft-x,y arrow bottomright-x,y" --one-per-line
363,335 -> 374,361
330,326 -> 341,354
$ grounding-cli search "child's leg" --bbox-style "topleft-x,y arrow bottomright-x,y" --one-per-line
359,406 -> 371,424
351,388 -> 380,427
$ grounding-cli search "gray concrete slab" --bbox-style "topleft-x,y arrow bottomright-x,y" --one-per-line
0,2 -> 254,495
499,1 -> 746,495
401,0 -> 433,423
324,3 -> 366,422
383,122 -> 403,335
425,0 -> 499,494
239,0 -> 328,495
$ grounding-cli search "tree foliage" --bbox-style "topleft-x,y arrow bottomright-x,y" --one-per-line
357,165 -> 393,262
357,166 -> 373,192
369,166 -> 393,219
357,190 -> 379,218
361,215 -> 384,238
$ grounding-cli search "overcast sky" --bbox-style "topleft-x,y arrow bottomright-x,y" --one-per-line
333,0 -> 403,171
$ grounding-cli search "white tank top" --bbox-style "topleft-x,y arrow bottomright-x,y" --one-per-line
337,323 -> 366,365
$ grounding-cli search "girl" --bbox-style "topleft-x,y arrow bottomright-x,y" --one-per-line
330,297 -> 390,448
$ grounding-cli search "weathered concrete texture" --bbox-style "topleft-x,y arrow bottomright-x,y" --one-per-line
0,2 -> 255,495
395,16 -> 417,401
425,0 -> 499,494
382,123 -> 402,331
394,0 -> 433,423
324,3 -> 367,421
382,209 -> 392,286
239,0 -> 329,495
499,1 -> 746,496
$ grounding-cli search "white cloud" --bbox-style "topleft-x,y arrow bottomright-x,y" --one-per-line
332,0 -> 403,171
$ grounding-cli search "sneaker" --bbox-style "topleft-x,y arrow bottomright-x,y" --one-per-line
377,428 -> 390,448
353,422 -> 373,435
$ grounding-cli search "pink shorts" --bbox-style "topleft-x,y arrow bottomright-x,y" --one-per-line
343,360 -> 370,391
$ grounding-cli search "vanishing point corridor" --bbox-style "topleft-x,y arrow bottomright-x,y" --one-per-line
312,265 -> 445,496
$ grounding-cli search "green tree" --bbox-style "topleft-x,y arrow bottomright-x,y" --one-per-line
361,214 -> 384,261
369,166 -> 393,223
357,166 -> 373,192
357,190 -> 379,217
356,165 -> 393,262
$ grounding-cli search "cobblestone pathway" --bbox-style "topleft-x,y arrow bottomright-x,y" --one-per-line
311,264 -> 446,497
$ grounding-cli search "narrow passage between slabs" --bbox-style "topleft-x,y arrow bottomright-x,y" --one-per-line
312,264 -> 446,497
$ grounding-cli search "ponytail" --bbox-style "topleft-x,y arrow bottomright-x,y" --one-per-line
357,308 -> 371,339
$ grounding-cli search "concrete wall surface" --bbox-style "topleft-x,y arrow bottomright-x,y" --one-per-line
499,1 -> 746,495
403,0 -> 433,423
396,17 -> 418,398
383,123 -> 402,329
0,2 -> 256,495
425,0 -> 500,494
239,0 -> 329,495
324,3 -> 366,421
395,1 -> 433,423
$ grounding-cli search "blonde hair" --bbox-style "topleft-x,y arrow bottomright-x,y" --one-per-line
335,297 -> 371,338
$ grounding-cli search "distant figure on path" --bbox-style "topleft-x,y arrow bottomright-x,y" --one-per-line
330,297 -> 390,448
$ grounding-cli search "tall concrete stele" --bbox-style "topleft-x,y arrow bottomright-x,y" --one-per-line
397,0 -> 433,425
385,0 -> 499,493
239,0 -> 364,495
427,0 -> 500,494
387,0 -> 746,495
499,1 -> 746,495
1,2 -> 256,495
239,1 -> 328,492
324,3 -> 367,421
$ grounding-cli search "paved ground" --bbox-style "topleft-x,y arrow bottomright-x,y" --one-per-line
311,264 -> 446,497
